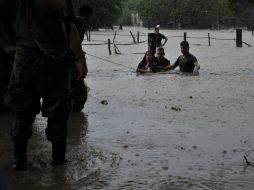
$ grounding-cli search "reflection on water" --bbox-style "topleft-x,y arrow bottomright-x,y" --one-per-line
0,112 -> 121,190
68,112 -> 89,146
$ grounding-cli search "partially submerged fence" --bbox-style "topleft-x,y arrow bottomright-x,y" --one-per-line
82,29 -> 252,55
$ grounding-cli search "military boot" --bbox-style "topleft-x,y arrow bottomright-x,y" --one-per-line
52,140 -> 67,165
12,141 -> 28,170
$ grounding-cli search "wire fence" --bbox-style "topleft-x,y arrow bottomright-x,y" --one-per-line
82,29 -> 252,55
82,29 -> 252,72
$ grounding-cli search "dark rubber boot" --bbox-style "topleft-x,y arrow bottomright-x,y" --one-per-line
52,140 -> 67,165
12,141 -> 28,170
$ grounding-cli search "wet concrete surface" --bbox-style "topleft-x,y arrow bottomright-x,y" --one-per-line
1,28 -> 254,189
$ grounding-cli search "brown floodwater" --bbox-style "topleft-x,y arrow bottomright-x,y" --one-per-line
1,28 -> 254,190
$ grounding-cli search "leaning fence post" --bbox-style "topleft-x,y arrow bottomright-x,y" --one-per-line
184,32 -> 187,41
208,33 -> 211,46
108,39 -> 112,55
236,29 -> 242,47
113,31 -> 117,43
137,31 -> 140,43
130,31 -> 136,44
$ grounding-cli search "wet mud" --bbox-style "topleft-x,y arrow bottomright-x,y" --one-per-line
1,28 -> 254,189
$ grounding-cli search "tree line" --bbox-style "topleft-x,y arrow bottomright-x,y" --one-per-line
73,0 -> 254,30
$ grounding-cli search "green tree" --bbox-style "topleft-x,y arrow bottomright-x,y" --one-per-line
119,0 -> 142,26
228,0 -> 254,29
73,0 -> 122,29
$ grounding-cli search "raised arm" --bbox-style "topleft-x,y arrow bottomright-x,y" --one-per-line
161,36 -> 168,47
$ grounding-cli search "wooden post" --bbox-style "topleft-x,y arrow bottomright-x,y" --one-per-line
88,29 -> 91,41
130,31 -> 136,44
236,29 -> 242,47
137,31 -> 140,43
208,33 -> 210,46
108,39 -> 112,55
252,27 -> 254,36
113,31 -> 117,43
85,31 -> 89,41
184,32 -> 187,41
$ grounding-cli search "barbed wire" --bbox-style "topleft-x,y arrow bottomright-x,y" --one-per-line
82,31 -> 252,47
82,40 -> 147,46
86,53 -> 136,72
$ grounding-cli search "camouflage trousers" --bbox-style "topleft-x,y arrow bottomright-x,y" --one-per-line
0,50 -> 14,112
5,46 -> 71,143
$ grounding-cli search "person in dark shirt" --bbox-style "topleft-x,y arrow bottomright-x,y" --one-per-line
148,25 -> 168,55
154,47 -> 170,72
136,50 -> 157,74
167,41 -> 200,75
154,26 -> 168,48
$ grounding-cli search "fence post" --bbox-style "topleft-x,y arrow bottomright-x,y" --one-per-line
113,31 -> 117,43
108,39 -> 112,55
236,29 -> 242,48
130,31 -> 136,44
184,32 -> 187,41
88,29 -> 91,41
208,33 -> 210,46
137,31 -> 140,43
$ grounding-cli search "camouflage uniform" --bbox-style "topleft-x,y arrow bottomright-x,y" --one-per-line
5,47 -> 71,142
0,0 -> 15,112
0,49 -> 14,112
2,0 -> 74,169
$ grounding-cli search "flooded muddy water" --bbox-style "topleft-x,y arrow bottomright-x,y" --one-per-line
1,28 -> 254,189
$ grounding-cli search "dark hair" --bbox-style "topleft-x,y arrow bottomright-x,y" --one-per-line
157,47 -> 164,53
79,5 -> 93,16
180,41 -> 189,48
142,50 -> 155,63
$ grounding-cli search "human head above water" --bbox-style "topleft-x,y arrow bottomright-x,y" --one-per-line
144,50 -> 154,63
155,25 -> 160,33
156,47 -> 165,60
180,41 -> 189,55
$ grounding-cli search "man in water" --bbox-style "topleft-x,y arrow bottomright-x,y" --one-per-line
154,47 -> 170,72
154,25 -> 168,48
166,41 -> 200,75
148,25 -> 168,54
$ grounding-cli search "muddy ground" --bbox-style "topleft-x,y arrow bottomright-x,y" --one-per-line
1,28 -> 254,190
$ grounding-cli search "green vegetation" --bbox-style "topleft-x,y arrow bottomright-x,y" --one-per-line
73,0 -> 254,29
73,0 -> 122,29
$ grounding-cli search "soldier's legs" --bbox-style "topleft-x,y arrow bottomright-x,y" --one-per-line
37,56 -> 71,164
46,117 -> 68,164
11,112 -> 37,170
0,52 -> 14,112
43,85 -> 71,165
5,48 -> 41,170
